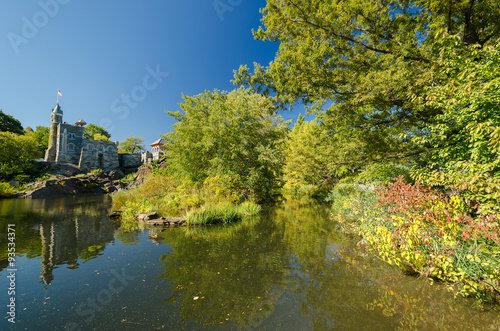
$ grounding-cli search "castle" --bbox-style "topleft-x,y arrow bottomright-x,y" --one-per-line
44,102 -> 121,171
44,102 -> 165,170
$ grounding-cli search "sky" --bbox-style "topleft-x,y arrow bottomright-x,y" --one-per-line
0,0 -> 306,149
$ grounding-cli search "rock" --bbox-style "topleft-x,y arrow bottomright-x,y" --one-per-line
108,211 -> 122,219
133,165 -> 151,186
143,217 -> 186,227
20,168 -> 128,199
136,212 -> 158,221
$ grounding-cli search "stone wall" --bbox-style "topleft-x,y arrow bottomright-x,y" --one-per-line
78,139 -> 119,171
119,153 -> 142,168
55,124 -> 84,164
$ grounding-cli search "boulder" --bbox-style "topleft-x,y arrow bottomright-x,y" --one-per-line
136,212 -> 158,221
143,217 -> 186,227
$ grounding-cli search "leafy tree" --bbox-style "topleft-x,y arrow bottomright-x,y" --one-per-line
83,124 -> 111,140
118,137 -> 145,153
234,0 -> 500,171
0,132 -> 42,182
412,39 -> 500,215
0,110 -> 24,134
165,88 -> 290,202
283,115 -> 332,197
26,126 -> 49,154
92,133 -> 111,141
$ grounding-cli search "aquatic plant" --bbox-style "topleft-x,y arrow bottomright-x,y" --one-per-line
185,202 -> 261,225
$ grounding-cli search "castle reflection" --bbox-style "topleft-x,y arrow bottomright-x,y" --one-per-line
0,195 -> 118,284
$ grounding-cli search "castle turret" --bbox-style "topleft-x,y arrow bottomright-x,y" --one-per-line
44,103 -> 63,162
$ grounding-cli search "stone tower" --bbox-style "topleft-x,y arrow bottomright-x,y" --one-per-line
44,103 -> 63,162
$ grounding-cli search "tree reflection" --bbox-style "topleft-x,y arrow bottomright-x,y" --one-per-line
157,216 -> 291,328
0,196 -> 117,284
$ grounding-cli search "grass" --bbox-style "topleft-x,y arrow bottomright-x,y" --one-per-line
112,170 -> 260,225
184,202 -> 261,225
120,173 -> 135,183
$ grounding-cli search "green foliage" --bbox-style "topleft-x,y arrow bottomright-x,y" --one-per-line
164,88 -> 290,202
92,133 -> 111,141
0,132 -> 43,182
332,178 -> 500,304
120,173 -> 135,183
0,110 -> 24,134
234,0 -> 500,173
0,182 -> 15,198
339,164 -> 413,185
113,170 -> 260,223
185,202 -> 261,225
88,169 -> 102,175
83,124 -> 111,140
118,136 -> 145,153
283,117 -> 333,200
412,39 -> 500,215
26,126 -> 49,154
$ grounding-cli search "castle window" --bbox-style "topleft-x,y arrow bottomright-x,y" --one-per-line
68,133 -> 75,140
98,145 -> 104,153
107,146 -> 114,152
68,143 -> 75,151
87,145 -> 94,151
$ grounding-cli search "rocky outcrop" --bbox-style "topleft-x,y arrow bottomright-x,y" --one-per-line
19,169 -> 128,199
132,165 -> 152,186
135,212 -> 186,227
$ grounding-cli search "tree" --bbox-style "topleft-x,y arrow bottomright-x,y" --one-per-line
412,40 -> 500,215
283,116 -> 332,197
26,126 -> 49,154
233,0 -> 500,171
83,124 -> 111,140
92,133 -> 111,141
118,137 -> 145,153
0,132 -> 42,182
165,88 -> 290,202
0,110 -> 24,134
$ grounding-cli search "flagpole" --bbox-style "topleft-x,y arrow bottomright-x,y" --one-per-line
57,88 -> 59,103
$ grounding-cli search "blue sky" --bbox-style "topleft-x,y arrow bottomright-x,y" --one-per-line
0,1 -> 305,149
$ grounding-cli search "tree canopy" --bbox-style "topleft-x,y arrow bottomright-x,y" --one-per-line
118,137 -> 145,153
412,40 -> 500,215
26,126 -> 49,154
92,133 -> 111,141
0,110 -> 24,134
234,0 -> 500,171
164,88 -> 290,202
83,124 -> 111,140
0,132 -> 42,182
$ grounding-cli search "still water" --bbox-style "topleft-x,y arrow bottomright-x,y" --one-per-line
0,195 -> 498,330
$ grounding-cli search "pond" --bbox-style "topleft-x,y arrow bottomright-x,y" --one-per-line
0,195 -> 499,330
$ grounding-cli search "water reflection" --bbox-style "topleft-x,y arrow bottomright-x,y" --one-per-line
0,197 -> 499,330
157,215 -> 290,328
0,195 -> 118,284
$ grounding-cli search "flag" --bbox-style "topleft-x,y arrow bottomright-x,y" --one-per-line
58,90 -> 63,97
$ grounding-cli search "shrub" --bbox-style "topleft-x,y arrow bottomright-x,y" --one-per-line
332,177 -> 500,304
120,173 -> 135,183
0,182 -> 15,198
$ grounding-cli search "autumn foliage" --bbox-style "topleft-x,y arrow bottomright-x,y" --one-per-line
332,177 -> 500,304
